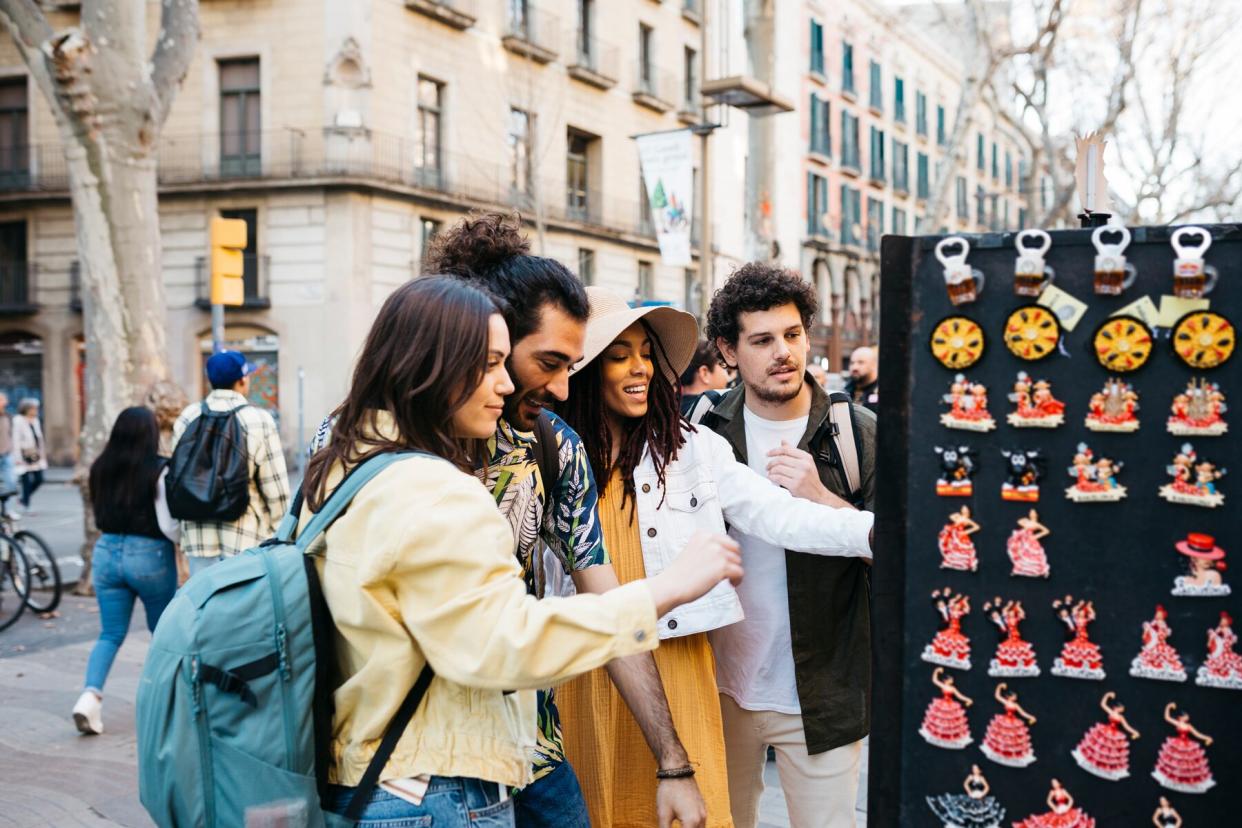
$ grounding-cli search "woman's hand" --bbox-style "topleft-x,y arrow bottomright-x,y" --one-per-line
646,531 -> 743,617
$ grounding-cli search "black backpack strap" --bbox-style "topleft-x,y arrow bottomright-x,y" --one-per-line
533,412 -> 559,498
342,664 -> 436,821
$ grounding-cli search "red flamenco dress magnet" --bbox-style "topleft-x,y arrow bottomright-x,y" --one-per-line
1008,371 -> 1066,428
922,589 -> 972,670
938,506 -> 980,572
980,683 -> 1037,767
1171,533 -> 1230,597
941,375 -> 997,431
1158,443 -> 1225,508
1013,779 -> 1095,828
1007,509 -> 1050,579
1168,378 -> 1227,436
1052,596 -> 1105,680
920,667 -> 974,750
1129,605 -> 1187,682
1071,691 -> 1141,781
984,598 -> 1039,677
1195,611 -> 1242,690
1152,703 -> 1215,794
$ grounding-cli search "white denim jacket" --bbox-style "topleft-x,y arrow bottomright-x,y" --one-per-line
546,424 -> 876,639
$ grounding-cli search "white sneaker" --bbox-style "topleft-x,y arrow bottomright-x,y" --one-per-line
7,509 -> 20,520
72,690 -> 103,735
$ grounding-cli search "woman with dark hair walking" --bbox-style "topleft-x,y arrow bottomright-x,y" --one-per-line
301,276 -> 742,826
73,406 -> 179,735
555,287 -> 874,827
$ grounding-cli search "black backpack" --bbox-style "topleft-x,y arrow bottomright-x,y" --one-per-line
166,402 -> 252,521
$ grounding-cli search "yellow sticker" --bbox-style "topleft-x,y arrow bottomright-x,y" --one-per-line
1111,296 -> 1160,328
1036,284 -> 1089,332
1156,295 -> 1210,328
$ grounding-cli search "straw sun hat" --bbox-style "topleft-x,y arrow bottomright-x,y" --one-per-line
572,287 -> 699,379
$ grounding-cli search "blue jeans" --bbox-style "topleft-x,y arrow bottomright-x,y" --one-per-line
513,761 -> 591,828
0,454 -> 16,497
186,554 -> 221,578
326,777 -> 514,827
83,534 -> 177,693
19,469 -> 42,508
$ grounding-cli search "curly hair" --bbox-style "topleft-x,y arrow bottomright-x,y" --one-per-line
424,211 -> 588,342
705,262 -> 819,347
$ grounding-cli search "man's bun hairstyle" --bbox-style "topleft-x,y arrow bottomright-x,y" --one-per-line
423,211 -> 531,278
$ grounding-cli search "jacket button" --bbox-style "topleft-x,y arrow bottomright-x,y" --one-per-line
635,630 -> 647,642
667,619 -> 678,630
642,483 -> 651,493
647,527 -> 657,537
689,496 -> 698,507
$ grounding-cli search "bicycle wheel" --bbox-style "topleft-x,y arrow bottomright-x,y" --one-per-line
15,530 -> 61,614
0,539 -> 30,632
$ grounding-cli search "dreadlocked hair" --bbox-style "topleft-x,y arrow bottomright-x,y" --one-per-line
560,320 -> 691,511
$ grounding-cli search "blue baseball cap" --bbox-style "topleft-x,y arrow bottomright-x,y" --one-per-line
206,350 -> 257,387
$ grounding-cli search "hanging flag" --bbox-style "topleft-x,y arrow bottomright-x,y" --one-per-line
636,130 -> 694,267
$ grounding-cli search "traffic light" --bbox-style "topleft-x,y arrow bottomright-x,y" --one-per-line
210,216 -> 248,306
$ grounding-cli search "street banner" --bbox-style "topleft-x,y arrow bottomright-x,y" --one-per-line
636,130 -> 694,267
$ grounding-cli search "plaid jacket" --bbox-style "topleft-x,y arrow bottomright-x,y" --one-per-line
172,390 -> 290,558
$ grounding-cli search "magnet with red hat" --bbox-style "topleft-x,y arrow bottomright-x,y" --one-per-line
1171,533 -> 1230,597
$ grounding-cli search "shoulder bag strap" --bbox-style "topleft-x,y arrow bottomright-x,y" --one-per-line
533,413 -> 559,497
827,392 -> 862,498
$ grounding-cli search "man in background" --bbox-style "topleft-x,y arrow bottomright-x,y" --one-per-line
679,339 -> 732,418
844,346 -> 879,413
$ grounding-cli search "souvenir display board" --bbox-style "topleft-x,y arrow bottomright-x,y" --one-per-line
871,224 -> 1241,827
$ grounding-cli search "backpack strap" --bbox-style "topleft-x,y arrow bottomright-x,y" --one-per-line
533,412 -> 559,498
686,389 -> 724,425
827,392 -> 863,501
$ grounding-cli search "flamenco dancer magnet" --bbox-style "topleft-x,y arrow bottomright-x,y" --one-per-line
1071,691 -> 1140,781
1159,443 -> 1225,507
1065,443 -> 1126,502
919,667 -> 974,750
934,445 -> 978,497
1152,703 -> 1215,794
1000,448 -> 1045,501
1171,533 -> 1230,597
1129,605 -> 1188,683
921,589 -> 972,671
938,506 -> 980,572
925,765 -> 1005,828
1007,509 -> 1050,579
1051,596 -> 1105,680
1195,611 -> 1242,690
1168,378 -> 1227,436
1085,377 -> 1139,432
1012,779 -> 1095,828
980,683 -> 1037,768
941,375 -> 996,431
984,597 -> 1039,677
1007,372 -> 1065,428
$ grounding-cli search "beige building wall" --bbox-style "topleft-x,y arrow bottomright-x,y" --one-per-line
0,0 -> 743,463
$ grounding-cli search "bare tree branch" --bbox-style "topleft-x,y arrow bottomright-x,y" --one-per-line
0,0 -> 57,102
150,0 -> 200,126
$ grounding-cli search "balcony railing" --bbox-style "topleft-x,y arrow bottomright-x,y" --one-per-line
633,66 -> 677,112
404,0 -> 478,30
194,253 -> 272,310
568,34 -> 619,89
502,5 -> 560,63
0,262 -> 37,314
682,0 -> 702,23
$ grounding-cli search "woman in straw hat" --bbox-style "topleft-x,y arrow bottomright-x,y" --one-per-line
555,287 -> 874,828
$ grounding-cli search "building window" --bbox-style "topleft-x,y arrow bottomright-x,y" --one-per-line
683,47 -> 698,111
894,76 -> 905,123
219,208 -> 263,303
684,269 -> 702,315
917,152 -> 930,199
809,94 -> 831,156
937,105 -> 946,145
869,126 -> 886,182
576,0 -> 593,63
578,248 -> 595,285
841,110 -> 860,170
992,142 -> 999,180
842,41 -> 855,94
566,130 -> 592,221
0,220 -> 29,307
893,140 -> 909,193
419,217 -> 441,263
1005,152 -> 1014,189
0,78 -> 28,185
807,172 -> 829,236
639,175 -> 654,235
990,194 -> 1001,231
975,185 -> 986,225
508,0 -> 530,37
219,58 -> 261,177
638,24 -> 654,91
868,60 -> 882,111
638,260 -> 653,301
955,176 -> 968,218
508,107 -> 532,198
840,185 -> 861,246
1003,198 -> 1011,230
415,77 -> 443,186
893,206 -> 907,236
976,132 -> 985,171
866,197 -> 884,252
810,20 -> 825,75
1018,207 -> 1028,229
915,91 -> 927,137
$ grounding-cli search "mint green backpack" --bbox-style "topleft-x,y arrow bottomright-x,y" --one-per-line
136,452 -> 434,827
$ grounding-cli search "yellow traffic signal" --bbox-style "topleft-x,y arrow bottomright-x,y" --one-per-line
210,216 -> 248,306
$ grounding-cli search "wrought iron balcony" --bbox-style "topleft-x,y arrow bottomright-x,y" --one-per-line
633,67 -> 677,113
502,5 -> 559,63
568,34 -> 619,90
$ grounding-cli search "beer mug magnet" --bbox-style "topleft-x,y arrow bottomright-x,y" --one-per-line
1013,229 -> 1055,297
936,236 -> 985,305
1092,225 -> 1137,296
1171,226 -> 1218,299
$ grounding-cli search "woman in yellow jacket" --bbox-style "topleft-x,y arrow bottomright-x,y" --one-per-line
302,276 -> 743,826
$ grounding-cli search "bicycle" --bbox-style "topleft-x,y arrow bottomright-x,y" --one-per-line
0,533 -> 30,632
0,494 -> 61,614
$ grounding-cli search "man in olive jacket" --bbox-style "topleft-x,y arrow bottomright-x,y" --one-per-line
700,262 -> 875,828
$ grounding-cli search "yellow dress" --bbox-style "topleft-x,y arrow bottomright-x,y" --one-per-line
558,471 -> 733,827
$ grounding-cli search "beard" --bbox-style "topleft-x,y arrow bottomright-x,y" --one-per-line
750,365 -> 805,404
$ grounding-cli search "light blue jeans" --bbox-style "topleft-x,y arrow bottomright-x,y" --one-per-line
0,453 -> 16,497
83,534 -> 177,693
326,777 -> 514,827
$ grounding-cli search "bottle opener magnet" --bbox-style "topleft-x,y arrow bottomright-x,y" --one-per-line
1013,229 -> 1054,297
1170,226 -> 1218,299
1091,224 -> 1137,296
937,236 -> 985,305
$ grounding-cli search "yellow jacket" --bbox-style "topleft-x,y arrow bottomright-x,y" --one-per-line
301,421 -> 658,789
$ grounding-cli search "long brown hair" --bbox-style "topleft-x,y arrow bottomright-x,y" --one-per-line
303,276 -> 500,510
560,320 -> 688,507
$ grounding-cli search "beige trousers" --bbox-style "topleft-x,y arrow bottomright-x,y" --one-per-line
720,694 -> 862,828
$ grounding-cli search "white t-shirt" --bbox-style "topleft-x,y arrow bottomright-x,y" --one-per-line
710,406 -> 809,714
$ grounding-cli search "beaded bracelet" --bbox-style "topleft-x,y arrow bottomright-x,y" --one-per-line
656,765 -> 697,779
